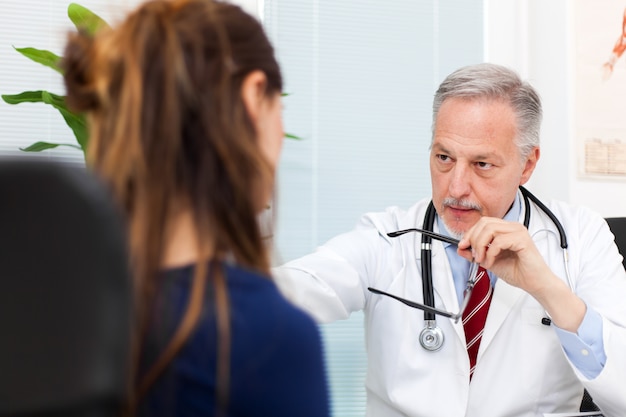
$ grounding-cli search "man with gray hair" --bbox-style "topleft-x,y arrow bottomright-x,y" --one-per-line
275,63 -> 626,416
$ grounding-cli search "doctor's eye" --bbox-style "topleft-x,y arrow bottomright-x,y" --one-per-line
436,154 -> 452,163
475,161 -> 493,170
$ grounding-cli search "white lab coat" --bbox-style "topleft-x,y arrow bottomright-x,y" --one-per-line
275,194 -> 626,417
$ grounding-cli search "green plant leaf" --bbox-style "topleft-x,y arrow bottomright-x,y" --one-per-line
41,91 -> 88,152
284,132 -> 302,140
20,141 -> 82,152
2,90 -> 87,155
68,3 -> 109,35
14,47 -> 62,73
2,90 -> 45,104
280,93 -> 300,139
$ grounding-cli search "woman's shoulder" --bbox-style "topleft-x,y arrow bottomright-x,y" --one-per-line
225,263 -> 319,330
159,261 -> 320,342
223,265 -> 329,416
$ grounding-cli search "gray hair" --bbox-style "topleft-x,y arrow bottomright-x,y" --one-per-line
431,63 -> 542,160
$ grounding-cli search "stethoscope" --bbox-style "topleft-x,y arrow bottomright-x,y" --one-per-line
380,186 -> 570,352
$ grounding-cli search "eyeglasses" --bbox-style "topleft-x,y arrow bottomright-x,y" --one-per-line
367,228 -> 480,323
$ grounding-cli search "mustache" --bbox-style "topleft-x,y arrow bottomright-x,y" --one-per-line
442,197 -> 481,211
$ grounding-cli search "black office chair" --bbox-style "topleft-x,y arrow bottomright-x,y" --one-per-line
0,159 -> 132,417
578,217 -> 626,413
605,217 -> 626,269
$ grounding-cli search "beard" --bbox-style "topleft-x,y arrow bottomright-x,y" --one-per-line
440,197 -> 482,239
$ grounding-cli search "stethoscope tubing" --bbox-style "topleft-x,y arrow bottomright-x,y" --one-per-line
421,202 -> 438,322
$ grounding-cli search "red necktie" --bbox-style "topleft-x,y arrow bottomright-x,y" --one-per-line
462,266 -> 492,380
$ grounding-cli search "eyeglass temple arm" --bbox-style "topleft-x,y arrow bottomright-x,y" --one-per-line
387,228 -> 461,246
367,287 -> 458,319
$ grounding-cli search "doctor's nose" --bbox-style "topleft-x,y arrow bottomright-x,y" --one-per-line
448,165 -> 472,199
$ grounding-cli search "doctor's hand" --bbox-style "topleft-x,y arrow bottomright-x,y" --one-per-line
457,217 -> 550,293
457,216 -> 586,332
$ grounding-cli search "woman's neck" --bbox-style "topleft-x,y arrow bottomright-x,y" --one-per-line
162,208 -> 203,269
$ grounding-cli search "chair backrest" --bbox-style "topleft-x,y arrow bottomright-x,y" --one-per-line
606,217 -> 626,269
579,217 -> 626,412
0,159 -> 132,417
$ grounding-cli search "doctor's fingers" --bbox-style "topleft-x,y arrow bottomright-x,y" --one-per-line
482,242 -> 554,293
457,217 -> 493,252
478,231 -> 535,266
461,218 -> 522,261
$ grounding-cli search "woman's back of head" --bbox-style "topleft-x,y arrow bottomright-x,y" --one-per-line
63,0 -> 283,280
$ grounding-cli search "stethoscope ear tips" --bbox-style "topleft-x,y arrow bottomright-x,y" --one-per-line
541,317 -> 552,326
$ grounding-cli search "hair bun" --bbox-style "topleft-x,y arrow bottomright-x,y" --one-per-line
62,31 -> 100,113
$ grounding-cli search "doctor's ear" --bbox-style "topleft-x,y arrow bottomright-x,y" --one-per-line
520,147 -> 540,185
241,70 -> 268,124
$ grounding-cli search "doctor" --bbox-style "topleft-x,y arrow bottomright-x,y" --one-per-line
275,63 -> 626,416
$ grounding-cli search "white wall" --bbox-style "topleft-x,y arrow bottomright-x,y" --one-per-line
485,0 -> 626,218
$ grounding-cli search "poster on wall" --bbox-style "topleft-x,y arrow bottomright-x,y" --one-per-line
574,0 -> 626,179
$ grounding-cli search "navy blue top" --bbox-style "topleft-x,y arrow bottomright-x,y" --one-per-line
138,262 -> 330,417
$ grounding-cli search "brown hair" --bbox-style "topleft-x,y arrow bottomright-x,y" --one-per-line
62,0 -> 282,411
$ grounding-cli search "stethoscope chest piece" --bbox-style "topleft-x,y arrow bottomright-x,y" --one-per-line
419,320 -> 444,351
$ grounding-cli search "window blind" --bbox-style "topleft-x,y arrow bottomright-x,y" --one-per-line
0,1 -> 484,414
263,1 -> 483,415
